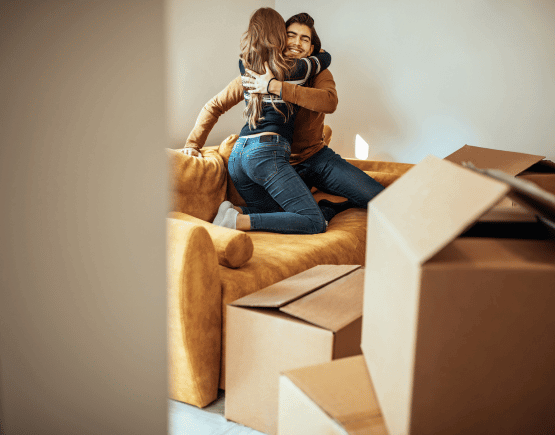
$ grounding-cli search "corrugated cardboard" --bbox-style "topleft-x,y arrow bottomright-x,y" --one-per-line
462,161 -> 555,224
226,265 -> 365,435
278,355 -> 387,435
444,144 -> 546,176
444,144 -> 555,206
361,155 -> 555,435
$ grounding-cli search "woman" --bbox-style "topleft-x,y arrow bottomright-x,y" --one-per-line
214,7 -> 332,234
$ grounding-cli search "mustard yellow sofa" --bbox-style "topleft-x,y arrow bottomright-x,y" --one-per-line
166,131 -> 414,408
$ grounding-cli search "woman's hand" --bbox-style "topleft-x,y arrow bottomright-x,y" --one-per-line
179,147 -> 203,158
244,62 -> 275,94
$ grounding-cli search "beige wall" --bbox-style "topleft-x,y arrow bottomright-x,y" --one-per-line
0,1 -> 168,434
166,0 -> 275,148
276,0 -> 555,163
169,0 -> 555,163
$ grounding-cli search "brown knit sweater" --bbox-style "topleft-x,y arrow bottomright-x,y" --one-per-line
184,69 -> 338,165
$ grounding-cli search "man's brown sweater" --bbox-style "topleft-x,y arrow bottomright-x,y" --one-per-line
185,70 -> 338,165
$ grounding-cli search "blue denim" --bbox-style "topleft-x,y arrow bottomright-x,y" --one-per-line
294,146 -> 385,207
228,135 -> 327,234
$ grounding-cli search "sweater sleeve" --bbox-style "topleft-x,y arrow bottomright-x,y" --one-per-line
281,69 -> 338,114
184,76 -> 244,150
285,51 -> 332,85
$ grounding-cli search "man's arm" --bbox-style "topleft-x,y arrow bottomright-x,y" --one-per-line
279,69 -> 337,114
183,76 -> 244,153
245,64 -> 337,114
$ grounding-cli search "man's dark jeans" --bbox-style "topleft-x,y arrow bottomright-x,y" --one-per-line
294,146 -> 385,211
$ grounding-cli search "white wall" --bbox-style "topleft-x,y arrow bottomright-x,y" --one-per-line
276,0 -> 555,163
0,2 -> 168,434
166,0 -> 275,148
170,0 -> 555,163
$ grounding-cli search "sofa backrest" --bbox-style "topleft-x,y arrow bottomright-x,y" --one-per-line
167,147 -> 227,222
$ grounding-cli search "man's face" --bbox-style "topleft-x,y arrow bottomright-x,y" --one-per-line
285,23 -> 314,59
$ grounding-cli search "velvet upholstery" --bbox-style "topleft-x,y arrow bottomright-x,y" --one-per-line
167,147 -> 227,221
346,158 -> 415,175
168,211 -> 254,269
167,219 -> 222,408
167,128 -> 415,407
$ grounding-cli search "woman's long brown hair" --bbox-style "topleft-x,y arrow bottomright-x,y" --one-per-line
240,8 -> 294,130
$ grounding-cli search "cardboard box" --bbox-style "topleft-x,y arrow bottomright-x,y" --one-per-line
226,265 -> 365,435
445,144 -> 555,205
361,155 -> 555,435
278,355 -> 387,435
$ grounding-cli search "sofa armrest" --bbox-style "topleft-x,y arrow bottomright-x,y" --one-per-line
167,218 -> 222,407
168,211 -> 253,268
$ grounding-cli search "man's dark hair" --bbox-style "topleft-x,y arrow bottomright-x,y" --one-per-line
285,12 -> 321,56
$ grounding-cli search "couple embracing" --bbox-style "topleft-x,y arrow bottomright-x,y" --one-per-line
182,8 -> 384,234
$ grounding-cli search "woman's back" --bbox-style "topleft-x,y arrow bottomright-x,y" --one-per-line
238,50 -> 331,142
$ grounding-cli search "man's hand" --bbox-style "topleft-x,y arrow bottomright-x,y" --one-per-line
244,62 -> 276,94
179,147 -> 203,158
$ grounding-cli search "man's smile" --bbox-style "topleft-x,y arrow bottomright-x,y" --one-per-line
287,46 -> 303,56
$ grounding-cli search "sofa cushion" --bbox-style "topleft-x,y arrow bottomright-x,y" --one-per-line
216,134 -> 237,164
167,148 -> 227,221
216,134 -> 248,207
219,207 -> 367,305
169,211 -> 254,269
347,158 -> 414,175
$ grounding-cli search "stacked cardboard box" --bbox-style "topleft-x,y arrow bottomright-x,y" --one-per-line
361,154 -> 555,434
278,355 -> 387,435
225,265 -> 366,435
445,144 -> 555,205
227,145 -> 555,435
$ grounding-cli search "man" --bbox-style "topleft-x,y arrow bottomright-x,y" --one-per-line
182,12 -> 384,220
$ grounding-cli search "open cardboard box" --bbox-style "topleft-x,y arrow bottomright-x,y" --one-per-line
278,355 -> 387,435
361,155 -> 555,435
225,265 -> 365,435
445,144 -> 555,205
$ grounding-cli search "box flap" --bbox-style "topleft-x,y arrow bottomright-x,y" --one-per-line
280,269 -> 365,332
444,144 -> 545,176
230,265 -> 360,308
522,159 -> 555,174
368,155 -> 510,265
477,204 -> 537,222
282,356 -> 384,434
463,163 -> 555,225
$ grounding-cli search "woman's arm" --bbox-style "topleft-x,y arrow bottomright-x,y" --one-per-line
182,76 -> 244,155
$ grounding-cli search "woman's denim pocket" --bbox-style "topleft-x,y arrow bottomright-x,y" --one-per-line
246,147 -> 279,183
245,139 -> 290,184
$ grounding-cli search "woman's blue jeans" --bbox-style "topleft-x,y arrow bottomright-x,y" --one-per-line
228,135 -> 327,234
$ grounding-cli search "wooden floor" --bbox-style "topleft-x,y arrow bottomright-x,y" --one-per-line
168,390 -> 266,435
